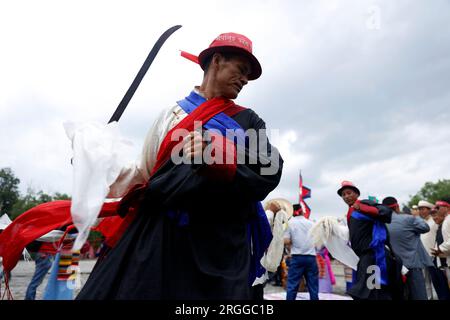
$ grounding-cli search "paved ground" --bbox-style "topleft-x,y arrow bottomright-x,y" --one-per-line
2,259 -> 97,300
2,259 -> 351,300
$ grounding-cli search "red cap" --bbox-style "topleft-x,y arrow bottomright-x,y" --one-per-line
182,32 -> 262,80
436,201 -> 450,208
337,180 -> 361,197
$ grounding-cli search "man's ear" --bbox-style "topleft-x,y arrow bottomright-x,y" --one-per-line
211,53 -> 223,68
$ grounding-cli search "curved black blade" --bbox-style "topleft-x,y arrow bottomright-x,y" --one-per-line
108,25 -> 182,123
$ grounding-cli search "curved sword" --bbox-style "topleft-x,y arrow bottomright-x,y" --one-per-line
108,25 -> 182,123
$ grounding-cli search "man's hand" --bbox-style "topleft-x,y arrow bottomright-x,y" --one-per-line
268,202 -> 281,213
431,247 -> 443,257
352,202 -> 360,211
183,131 -> 206,160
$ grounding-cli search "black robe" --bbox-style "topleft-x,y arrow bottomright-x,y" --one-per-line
347,201 -> 404,300
76,108 -> 283,300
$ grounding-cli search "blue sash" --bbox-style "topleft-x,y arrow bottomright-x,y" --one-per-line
351,211 -> 388,285
176,90 -> 273,285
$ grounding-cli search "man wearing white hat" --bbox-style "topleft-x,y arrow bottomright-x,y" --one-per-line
418,200 -> 438,256
417,200 -> 448,299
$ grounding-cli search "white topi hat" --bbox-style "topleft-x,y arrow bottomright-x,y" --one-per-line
417,200 -> 434,209
264,198 -> 294,219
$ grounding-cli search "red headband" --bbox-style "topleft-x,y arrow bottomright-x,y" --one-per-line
386,203 -> 399,209
436,201 -> 450,208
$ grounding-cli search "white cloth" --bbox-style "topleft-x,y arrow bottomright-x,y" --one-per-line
260,210 -> 288,272
309,216 -> 359,271
36,230 -> 77,242
421,216 -> 438,256
64,100 -> 189,251
253,210 -> 288,286
64,121 -> 134,250
423,268 -> 438,300
284,216 -> 316,256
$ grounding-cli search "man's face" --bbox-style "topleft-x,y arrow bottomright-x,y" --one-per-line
214,54 -> 251,99
432,205 -> 449,225
437,205 -> 449,216
419,207 -> 431,219
341,188 -> 359,206
431,209 -> 447,225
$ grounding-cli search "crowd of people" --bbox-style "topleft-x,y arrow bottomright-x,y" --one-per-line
261,181 -> 450,300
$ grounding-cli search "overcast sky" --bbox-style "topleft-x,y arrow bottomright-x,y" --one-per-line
1,0 -> 449,219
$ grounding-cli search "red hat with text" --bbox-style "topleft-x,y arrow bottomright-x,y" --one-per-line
181,32 -> 262,80
337,180 -> 361,197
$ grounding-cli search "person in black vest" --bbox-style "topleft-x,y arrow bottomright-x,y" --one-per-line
337,181 -> 404,300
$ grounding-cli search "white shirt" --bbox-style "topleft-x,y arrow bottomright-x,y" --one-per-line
106,88 -> 207,199
437,214 -> 450,266
284,215 -> 316,256
421,215 -> 438,256
106,104 -> 188,198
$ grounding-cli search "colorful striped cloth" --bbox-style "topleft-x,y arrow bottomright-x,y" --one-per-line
43,249 -> 80,300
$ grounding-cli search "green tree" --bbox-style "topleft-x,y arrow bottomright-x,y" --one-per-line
408,179 -> 450,207
0,167 -> 21,215
10,188 -> 71,220
53,192 -> 71,201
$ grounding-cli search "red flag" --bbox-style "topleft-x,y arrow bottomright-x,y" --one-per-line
302,201 -> 311,219
299,171 -> 312,219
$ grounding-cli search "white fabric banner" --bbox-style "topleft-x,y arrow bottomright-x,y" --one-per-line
64,121 -> 133,251
309,216 -> 359,270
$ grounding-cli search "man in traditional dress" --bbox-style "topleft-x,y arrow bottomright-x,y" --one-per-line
382,196 -> 432,300
76,32 -> 283,300
417,200 -> 443,299
430,199 -> 450,299
337,181 -> 404,300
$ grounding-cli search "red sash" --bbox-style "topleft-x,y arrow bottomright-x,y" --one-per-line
0,200 -> 118,271
0,98 -> 246,270
101,97 -> 244,246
